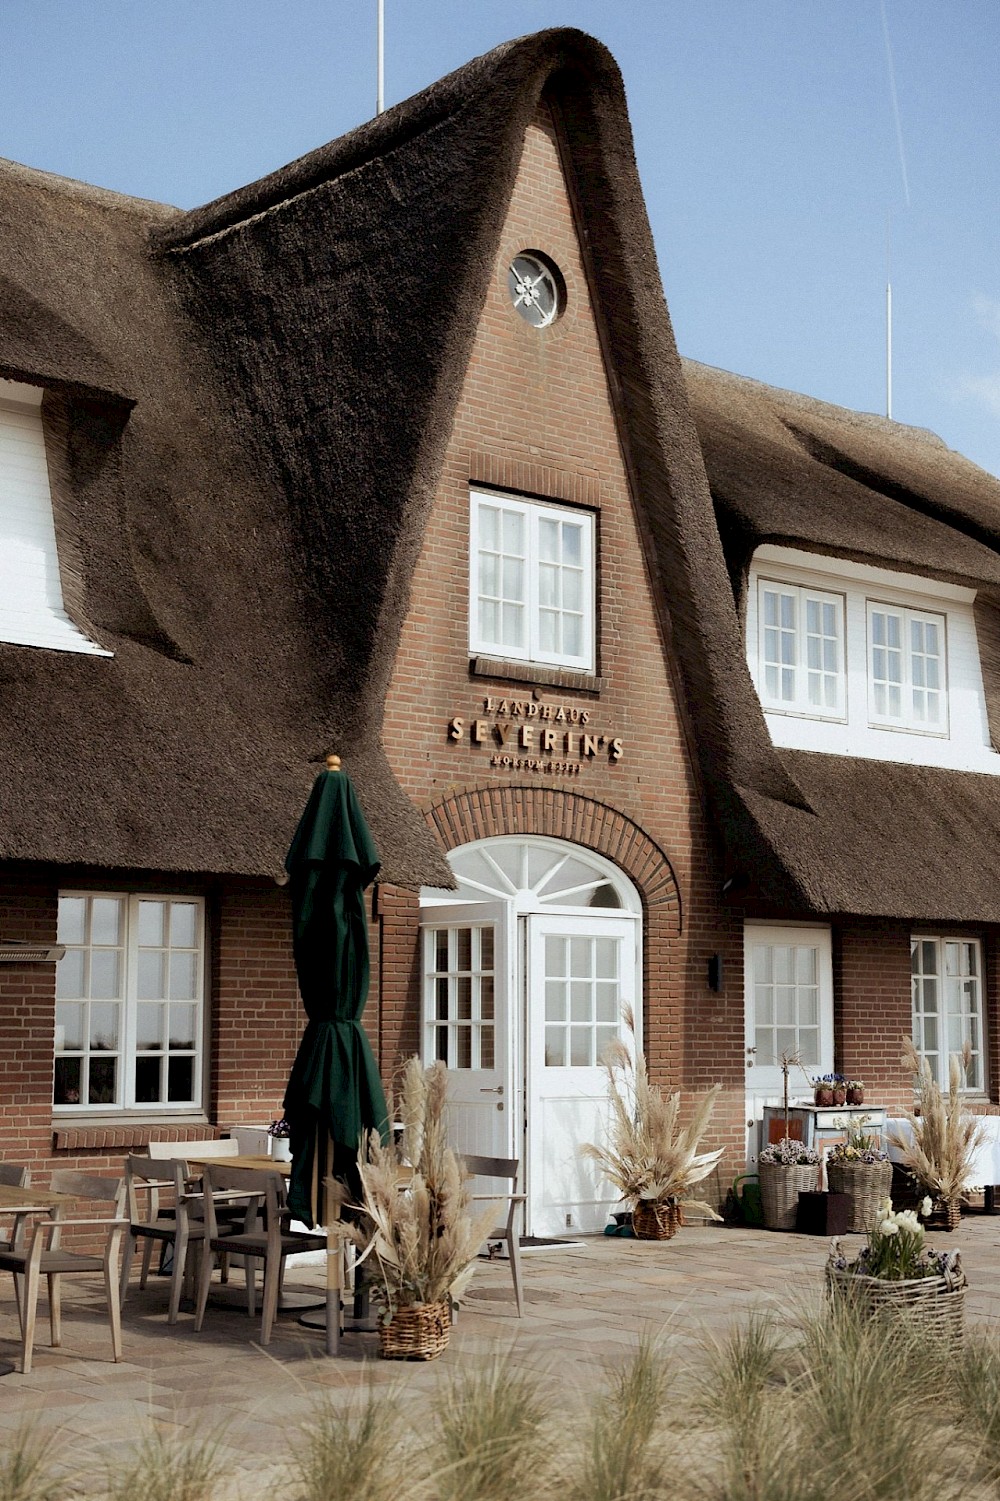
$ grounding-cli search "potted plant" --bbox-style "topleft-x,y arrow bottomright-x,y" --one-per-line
827,1197 -> 966,1339
813,1073 -> 848,1106
846,1079 -> 865,1105
343,1058 -> 496,1358
889,1038 -> 986,1230
267,1117 -> 292,1161
825,1115 -> 891,1232
757,1137 -> 821,1230
581,1010 -> 723,1239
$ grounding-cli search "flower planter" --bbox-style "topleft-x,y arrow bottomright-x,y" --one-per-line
846,1087 -> 864,1106
759,1161 -> 820,1230
832,1088 -> 847,1106
826,1265 -> 966,1342
377,1300 -> 451,1360
826,1158 -> 892,1233
632,1198 -> 682,1240
269,1136 -> 292,1162
814,1088 -> 835,1107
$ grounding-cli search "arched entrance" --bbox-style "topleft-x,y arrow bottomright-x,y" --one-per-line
420,835 -> 642,1235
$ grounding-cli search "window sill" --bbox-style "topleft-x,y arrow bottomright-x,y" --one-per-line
470,656 -> 601,694
52,1119 -> 214,1152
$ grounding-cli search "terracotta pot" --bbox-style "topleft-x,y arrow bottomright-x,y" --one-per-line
815,1087 -> 835,1107
846,1086 -> 864,1105
833,1088 -> 847,1106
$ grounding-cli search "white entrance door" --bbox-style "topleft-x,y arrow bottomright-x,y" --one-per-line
743,923 -> 833,1165
526,913 -> 637,1236
420,903 -> 513,1160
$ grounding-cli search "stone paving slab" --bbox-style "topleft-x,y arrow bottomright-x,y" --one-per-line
1,1215 -> 998,1492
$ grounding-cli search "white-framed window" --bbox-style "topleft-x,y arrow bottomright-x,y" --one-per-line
757,579 -> 845,718
868,603 -> 946,732
0,378 -> 110,656
54,893 -> 206,1112
469,491 -> 595,672
746,546 -> 992,772
425,921 -> 496,1070
911,935 -> 985,1093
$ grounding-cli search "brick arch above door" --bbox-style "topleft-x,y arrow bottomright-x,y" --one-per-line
423,785 -> 682,934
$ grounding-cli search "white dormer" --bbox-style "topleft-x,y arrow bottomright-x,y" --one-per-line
746,544 -> 998,774
0,379 -> 110,656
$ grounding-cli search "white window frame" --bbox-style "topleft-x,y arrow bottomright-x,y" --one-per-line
911,935 -> 985,1094
469,490 -> 595,672
867,601 -> 948,735
756,577 -> 846,719
54,891 -> 207,1115
0,378 -> 110,656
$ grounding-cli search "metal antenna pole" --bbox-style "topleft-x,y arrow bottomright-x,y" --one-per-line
886,213 -> 893,420
376,0 -> 384,115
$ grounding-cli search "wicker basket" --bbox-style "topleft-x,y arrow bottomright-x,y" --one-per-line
890,1166 -> 962,1230
826,1159 -> 893,1233
631,1198 -> 683,1240
377,1301 -> 451,1360
826,1266 -> 966,1342
759,1161 -> 820,1231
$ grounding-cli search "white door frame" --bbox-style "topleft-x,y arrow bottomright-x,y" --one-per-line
421,836 -> 643,1234
743,920 -> 834,1166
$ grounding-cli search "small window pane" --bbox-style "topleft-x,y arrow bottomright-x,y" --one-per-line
456,975 -> 472,1021
56,949 -> 85,1000
91,898 -> 123,947
480,927 -> 494,969
89,1056 -> 117,1106
596,1026 -> 617,1060
167,1056 -> 194,1102
480,975 -> 494,1021
170,902 -> 197,948
134,1056 -> 160,1104
456,1028 -> 472,1069
55,1002 -> 84,1052
480,1028 -> 494,1070
137,900 -> 165,947
57,896 -> 86,946
89,1002 -> 119,1052
169,951 -> 197,1002
569,937 -> 591,977
570,982 -> 592,1023
570,1028 -> 592,1066
595,983 -> 618,1023
136,1004 -> 163,1051
546,981 -> 566,1023
456,929 -> 472,972
545,1028 -> 566,1067
138,950 -> 165,1001
89,950 -> 121,1001
168,1003 -> 197,1051
54,1056 -> 82,1106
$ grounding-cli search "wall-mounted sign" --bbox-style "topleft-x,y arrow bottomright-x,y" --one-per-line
448,696 -> 622,776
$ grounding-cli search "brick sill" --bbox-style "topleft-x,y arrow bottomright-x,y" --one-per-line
53,1121 -> 218,1152
470,656 -> 601,694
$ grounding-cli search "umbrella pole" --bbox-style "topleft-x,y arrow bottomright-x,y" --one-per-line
323,1135 -> 340,1355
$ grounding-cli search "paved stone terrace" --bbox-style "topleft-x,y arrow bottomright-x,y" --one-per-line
3,1214 -> 1000,1494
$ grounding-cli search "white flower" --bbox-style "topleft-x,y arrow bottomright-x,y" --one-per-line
921,1197 -> 933,1217
880,1220 -> 899,1237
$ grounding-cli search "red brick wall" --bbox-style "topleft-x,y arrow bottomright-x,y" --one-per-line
0,877 -> 59,1173
380,106 -> 745,1161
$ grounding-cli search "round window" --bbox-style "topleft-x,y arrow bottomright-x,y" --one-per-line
507,252 -> 563,328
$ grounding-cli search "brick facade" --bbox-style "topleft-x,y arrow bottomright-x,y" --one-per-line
1,104 -> 997,1219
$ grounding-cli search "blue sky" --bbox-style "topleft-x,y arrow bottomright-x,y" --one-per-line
4,1 -> 998,477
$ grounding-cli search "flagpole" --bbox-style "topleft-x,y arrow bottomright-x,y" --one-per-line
376,0 -> 384,115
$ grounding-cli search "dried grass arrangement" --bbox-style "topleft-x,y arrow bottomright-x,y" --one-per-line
890,1037 -> 986,1220
581,1009 -> 723,1235
342,1058 -> 497,1328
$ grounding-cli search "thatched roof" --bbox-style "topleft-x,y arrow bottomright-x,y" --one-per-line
684,360 -> 1000,922
0,28 -> 746,887
3,27 -> 1000,922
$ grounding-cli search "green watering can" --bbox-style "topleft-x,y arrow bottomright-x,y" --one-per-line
727,1173 -> 763,1228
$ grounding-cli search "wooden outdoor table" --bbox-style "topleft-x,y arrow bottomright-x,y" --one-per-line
0,1184 -> 77,1214
183,1154 -> 290,1175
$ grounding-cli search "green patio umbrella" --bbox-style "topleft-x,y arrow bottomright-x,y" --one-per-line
282,757 -> 389,1228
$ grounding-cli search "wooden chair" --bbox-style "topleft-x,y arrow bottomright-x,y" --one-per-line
462,1154 -> 525,1317
120,1156 -> 207,1322
0,1170 -> 127,1374
0,1162 -> 30,1252
146,1138 -> 241,1284
193,1164 -> 326,1346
